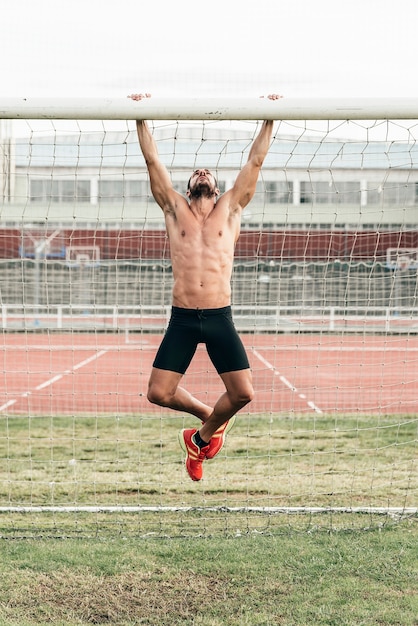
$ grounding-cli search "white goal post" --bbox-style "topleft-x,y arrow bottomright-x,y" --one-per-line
1,97 -> 418,120
0,98 -> 417,538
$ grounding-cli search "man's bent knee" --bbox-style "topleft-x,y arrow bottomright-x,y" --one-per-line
147,381 -> 173,407
147,368 -> 182,407
221,370 -> 254,409
147,385 -> 164,406
229,383 -> 254,409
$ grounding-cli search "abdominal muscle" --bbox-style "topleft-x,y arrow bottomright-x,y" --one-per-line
170,235 -> 234,309
165,198 -> 240,309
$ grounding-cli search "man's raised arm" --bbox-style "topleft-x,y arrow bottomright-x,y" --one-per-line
227,93 -> 282,211
128,94 -> 177,211
247,119 -> 275,169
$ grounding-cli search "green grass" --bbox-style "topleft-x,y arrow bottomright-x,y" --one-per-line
0,523 -> 416,625
1,412 -> 416,506
0,412 -> 416,624
0,412 -> 416,537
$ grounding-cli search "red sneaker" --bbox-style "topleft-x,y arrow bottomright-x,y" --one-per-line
178,428 -> 209,481
205,415 -> 236,460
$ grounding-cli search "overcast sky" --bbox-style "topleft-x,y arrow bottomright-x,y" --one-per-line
1,0 -> 418,100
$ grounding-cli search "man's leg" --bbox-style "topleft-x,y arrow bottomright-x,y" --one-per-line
148,367 -> 217,482
199,368 -> 254,443
177,369 -> 253,481
147,367 -> 212,422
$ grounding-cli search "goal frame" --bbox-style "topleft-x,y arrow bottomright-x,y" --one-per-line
1,97 -> 418,121
0,98 -> 417,532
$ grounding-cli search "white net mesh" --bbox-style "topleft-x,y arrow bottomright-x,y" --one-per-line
0,113 -> 416,536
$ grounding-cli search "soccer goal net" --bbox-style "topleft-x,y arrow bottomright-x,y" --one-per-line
0,98 -> 416,538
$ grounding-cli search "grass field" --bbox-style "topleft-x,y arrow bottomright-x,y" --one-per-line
0,412 -> 416,516
0,411 -> 416,624
0,522 -> 416,625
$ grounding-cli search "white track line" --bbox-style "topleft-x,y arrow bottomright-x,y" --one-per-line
2,343 -> 417,353
0,350 -> 107,413
252,348 -> 323,414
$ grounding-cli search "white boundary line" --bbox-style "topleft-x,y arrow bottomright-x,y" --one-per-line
0,350 -> 107,412
252,348 -> 323,414
0,505 -> 415,516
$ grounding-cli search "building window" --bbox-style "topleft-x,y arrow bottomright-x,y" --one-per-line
300,181 -> 360,204
333,181 -> 361,204
255,180 -> 292,203
98,180 -> 148,202
380,182 -> 417,206
30,179 -> 91,203
368,179 -> 417,205
264,181 -> 293,204
300,181 -> 330,204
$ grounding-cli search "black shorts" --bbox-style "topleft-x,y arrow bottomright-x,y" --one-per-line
153,306 -> 250,375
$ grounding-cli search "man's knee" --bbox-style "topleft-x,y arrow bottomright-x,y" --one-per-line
229,382 -> 254,408
147,380 -> 170,407
147,367 -> 181,407
241,384 -> 255,405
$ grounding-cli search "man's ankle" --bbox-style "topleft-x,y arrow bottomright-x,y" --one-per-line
193,430 -> 209,448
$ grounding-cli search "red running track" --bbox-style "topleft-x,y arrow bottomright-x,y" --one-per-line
1,333 -> 418,416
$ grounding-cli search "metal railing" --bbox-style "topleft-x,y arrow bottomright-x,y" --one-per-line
1,303 -> 418,334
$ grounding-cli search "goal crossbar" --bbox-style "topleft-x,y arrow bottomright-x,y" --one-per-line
1,97 -> 418,120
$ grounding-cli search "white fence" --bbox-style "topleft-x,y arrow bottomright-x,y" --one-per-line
2,304 -> 418,334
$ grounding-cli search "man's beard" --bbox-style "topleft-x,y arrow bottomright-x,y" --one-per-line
189,182 -> 216,199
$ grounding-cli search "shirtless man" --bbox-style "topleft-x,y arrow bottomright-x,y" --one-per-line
129,93 -> 280,480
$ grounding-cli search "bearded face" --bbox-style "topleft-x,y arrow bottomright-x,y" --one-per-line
187,169 -> 219,199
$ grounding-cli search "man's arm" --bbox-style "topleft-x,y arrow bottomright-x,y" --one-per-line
228,119 -> 274,211
227,94 -> 281,211
129,94 -> 178,211
135,119 -> 178,210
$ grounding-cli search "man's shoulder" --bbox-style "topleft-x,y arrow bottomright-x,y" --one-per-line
162,192 -> 189,214
216,190 -> 241,215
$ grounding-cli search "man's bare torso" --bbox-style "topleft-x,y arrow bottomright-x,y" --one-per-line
166,195 -> 240,309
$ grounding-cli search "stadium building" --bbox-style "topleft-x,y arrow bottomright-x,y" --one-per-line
0,124 -> 417,330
